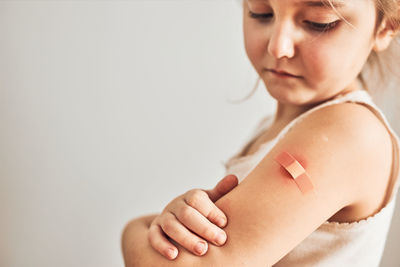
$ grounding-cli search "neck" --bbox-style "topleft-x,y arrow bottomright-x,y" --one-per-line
273,103 -> 314,125
273,83 -> 363,124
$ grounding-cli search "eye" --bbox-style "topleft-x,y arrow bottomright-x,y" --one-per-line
248,11 -> 273,21
305,20 -> 340,32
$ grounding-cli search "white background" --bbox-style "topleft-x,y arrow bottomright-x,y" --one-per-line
1,1 -> 399,266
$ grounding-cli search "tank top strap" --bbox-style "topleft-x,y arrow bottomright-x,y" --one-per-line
273,89 -> 400,204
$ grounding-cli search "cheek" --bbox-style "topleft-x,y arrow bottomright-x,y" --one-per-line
302,30 -> 374,88
302,43 -> 333,81
302,39 -> 353,86
244,24 -> 268,73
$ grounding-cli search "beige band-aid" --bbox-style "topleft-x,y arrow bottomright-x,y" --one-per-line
274,151 -> 314,194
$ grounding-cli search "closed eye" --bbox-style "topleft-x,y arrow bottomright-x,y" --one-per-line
248,11 -> 340,33
248,11 -> 273,20
304,20 -> 340,32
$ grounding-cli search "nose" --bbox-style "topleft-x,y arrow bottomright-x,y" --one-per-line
267,21 -> 295,59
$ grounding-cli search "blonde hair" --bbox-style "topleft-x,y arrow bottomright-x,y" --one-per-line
234,0 -> 400,103
360,0 -> 400,93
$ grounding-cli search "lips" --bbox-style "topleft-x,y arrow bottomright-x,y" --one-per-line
267,68 -> 302,78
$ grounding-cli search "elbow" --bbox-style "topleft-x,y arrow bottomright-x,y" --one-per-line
121,214 -> 159,267
121,219 -> 138,267
121,218 -> 149,267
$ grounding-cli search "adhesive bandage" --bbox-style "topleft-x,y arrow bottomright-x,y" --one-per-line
274,151 -> 314,194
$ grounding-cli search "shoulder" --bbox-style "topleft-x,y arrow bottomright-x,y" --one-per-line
272,101 -> 392,206
307,101 -> 392,177
288,100 -> 391,152
293,102 -> 393,212
297,101 -> 389,143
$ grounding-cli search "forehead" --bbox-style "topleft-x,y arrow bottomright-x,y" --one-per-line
246,0 -> 347,9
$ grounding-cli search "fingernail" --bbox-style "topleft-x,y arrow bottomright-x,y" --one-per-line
217,217 -> 226,227
216,232 -> 226,245
167,248 -> 177,259
194,241 -> 207,255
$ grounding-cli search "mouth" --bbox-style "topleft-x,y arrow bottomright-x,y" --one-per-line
266,69 -> 302,79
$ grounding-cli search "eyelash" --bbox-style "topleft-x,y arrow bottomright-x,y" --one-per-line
248,11 -> 339,32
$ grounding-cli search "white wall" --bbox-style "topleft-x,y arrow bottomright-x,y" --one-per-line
0,1 -> 399,267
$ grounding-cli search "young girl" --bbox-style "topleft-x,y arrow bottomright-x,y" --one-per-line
121,0 -> 400,266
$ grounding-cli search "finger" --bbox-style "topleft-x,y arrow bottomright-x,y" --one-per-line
205,174 -> 238,202
172,200 -> 227,246
160,212 -> 209,256
184,189 -> 228,228
148,223 -> 178,260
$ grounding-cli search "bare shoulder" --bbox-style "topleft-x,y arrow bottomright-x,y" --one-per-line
302,102 -> 393,219
303,101 -> 392,155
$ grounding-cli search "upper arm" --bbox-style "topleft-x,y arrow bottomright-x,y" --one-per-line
126,103 -> 390,267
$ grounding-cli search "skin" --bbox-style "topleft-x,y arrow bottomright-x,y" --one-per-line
122,0 -> 398,266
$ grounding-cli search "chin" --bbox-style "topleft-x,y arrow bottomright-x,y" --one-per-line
266,86 -> 311,105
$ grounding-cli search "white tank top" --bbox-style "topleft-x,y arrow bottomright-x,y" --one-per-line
222,89 -> 400,267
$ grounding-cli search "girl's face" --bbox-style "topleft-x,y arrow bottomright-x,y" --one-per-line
243,0 -> 378,105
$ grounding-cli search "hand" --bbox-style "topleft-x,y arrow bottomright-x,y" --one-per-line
148,174 -> 239,260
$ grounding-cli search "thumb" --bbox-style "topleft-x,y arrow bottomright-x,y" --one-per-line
205,174 -> 239,202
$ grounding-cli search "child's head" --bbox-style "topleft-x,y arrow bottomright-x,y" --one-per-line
241,0 -> 400,105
